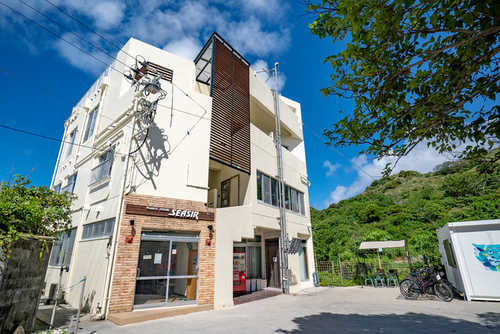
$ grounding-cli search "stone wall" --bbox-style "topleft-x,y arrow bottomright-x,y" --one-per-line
0,238 -> 52,334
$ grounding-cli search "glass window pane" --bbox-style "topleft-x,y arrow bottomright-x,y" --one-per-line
257,172 -> 262,201
285,185 -> 290,210
299,246 -> 308,281
299,192 -> 305,216
271,178 -> 278,207
263,175 -> 271,204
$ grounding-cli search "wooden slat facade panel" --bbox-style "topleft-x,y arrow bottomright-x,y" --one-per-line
135,62 -> 174,82
210,38 -> 250,174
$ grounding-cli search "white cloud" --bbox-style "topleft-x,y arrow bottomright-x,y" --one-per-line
163,36 -> 203,61
323,160 -> 341,177
0,0 -> 292,75
324,142 -> 458,206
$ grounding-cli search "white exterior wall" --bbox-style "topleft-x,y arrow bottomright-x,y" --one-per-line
213,69 -> 314,308
46,38 -> 212,312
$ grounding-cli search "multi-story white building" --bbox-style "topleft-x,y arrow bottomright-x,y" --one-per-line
45,33 -> 314,323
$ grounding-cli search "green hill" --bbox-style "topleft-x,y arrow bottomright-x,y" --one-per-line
311,160 -> 500,264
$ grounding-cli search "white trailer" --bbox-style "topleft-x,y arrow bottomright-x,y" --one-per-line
437,219 -> 500,302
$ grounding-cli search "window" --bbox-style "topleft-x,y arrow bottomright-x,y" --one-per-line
53,183 -> 61,194
82,218 -> 115,240
64,128 -> 77,159
49,228 -> 77,267
299,240 -> 308,281
256,171 -> 306,216
443,239 -> 457,267
61,173 -> 77,194
83,106 -> 98,142
90,149 -> 114,185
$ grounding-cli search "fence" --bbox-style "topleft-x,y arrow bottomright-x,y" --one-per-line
315,260 -> 414,286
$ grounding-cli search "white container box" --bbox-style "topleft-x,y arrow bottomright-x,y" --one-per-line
261,279 -> 267,290
256,279 -> 262,291
251,279 -> 256,291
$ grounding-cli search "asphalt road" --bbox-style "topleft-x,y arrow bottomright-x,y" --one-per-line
71,286 -> 500,333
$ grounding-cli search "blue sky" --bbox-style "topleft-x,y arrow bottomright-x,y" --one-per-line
0,0 -> 455,209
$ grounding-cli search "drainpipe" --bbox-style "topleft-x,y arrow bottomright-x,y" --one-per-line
102,97 -> 138,318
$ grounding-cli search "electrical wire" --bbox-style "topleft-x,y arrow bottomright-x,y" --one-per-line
16,0 -> 129,69
0,69 -> 137,132
43,0 -> 135,60
2,0 -> 209,157
0,69 -> 78,106
302,121 -> 440,228
0,124 -> 128,156
0,1 -> 123,77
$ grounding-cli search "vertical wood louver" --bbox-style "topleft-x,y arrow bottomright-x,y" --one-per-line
210,37 -> 251,174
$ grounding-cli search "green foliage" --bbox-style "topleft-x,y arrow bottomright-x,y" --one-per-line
0,175 -> 75,256
311,161 -> 500,265
307,0 -> 500,174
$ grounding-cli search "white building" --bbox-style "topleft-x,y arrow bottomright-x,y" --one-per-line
45,33 -> 314,323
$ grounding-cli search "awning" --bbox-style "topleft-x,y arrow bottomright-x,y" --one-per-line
358,240 -> 406,250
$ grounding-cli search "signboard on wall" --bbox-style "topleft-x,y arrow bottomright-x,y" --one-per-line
125,204 -> 215,221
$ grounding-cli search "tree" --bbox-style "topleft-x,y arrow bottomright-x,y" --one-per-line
307,0 -> 500,174
0,175 -> 75,257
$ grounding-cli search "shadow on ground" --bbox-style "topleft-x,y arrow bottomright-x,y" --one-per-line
276,312 -> 500,333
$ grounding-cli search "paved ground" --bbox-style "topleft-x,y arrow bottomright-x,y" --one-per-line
41,286 -> 500,333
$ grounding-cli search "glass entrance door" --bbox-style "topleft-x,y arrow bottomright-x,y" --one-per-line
134,232 -> 199,309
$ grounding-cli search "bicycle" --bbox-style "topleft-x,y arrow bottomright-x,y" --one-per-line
400,267 -> 453,302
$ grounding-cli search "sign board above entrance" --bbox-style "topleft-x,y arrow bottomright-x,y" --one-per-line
126,204 -> 215,222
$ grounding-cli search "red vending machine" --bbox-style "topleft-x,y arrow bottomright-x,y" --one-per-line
233,252 -> 246,294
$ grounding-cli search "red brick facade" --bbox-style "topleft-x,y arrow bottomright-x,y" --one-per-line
108,194 -> 216,314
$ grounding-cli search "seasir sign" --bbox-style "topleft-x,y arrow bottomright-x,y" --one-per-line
125,204 -> 215,221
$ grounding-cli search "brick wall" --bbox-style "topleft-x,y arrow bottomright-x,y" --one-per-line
108,194 -> 216,314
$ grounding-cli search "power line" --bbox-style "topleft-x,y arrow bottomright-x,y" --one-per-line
43,0 -> 130,58
302,122 -> 440,228
0,68 -> 137,132
0,69 -> 78,105
16,0 -> 128,69
0,124 -> 127,156
0,0 -> 123,76
302,122 -> 378,181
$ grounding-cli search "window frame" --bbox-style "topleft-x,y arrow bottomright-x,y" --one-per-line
81,218 -> 115,241
83,106 -> 99,142
49,228 -> 77,267
256,170 -> 306,216
61,173 -> 77,194
89,149 -> 114,185
64,128 -> 77,159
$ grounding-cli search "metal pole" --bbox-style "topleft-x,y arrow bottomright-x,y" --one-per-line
75,276 -> 86,334
50,265 -> 66,329
68,315 -> 74,334
272,63 -> 289,294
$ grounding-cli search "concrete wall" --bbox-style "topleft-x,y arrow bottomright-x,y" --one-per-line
0,239 -> 52,334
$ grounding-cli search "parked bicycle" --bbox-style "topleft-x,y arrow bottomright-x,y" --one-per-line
400,266 -> 453,302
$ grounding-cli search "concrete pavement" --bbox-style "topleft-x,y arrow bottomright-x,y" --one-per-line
46,286 -> 500,333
